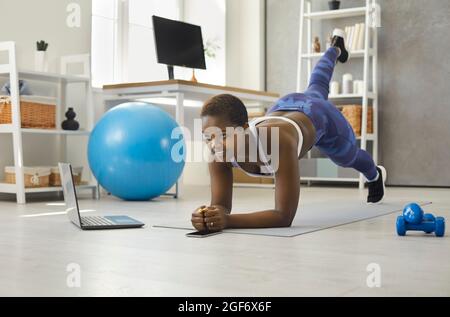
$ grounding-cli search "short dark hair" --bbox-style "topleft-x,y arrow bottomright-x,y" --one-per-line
201,94 -> 248,126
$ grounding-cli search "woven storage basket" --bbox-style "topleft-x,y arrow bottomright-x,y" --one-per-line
0,96 -> 56,129
339,105 -> 373,136
4,167 -> 51,188
49,166 -> 83,186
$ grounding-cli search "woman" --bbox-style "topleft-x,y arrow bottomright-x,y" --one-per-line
192,29 -> 386,232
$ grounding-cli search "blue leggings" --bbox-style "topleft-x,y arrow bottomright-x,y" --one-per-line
268,48 -> 378,181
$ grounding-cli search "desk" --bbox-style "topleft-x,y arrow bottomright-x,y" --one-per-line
102,80 -> 280,197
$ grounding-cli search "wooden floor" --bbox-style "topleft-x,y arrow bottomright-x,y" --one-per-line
0,185 -> 448,297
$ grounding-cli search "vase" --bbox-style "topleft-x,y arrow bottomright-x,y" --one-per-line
343,74 -> 353,94
62,108 -> 80,131
330,81 -> 340,96
353,80 -> 365,95
328,0 -> 341,10
34,51 -> 48,72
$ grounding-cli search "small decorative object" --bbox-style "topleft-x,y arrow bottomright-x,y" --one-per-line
325,33 -> 333,50
191,69 -> 198,83
62,107 -> 80,131
313,37 -> 321,53
35,40 -> 49,72
358,81 -> 365,94
342,73 -> 353,94
194,38 -> 221,82
330,81 -> 340,96
353,80 -> 364,95
1,80 -> 32,96
328,0 -> 341,10
353,81 -> 359,94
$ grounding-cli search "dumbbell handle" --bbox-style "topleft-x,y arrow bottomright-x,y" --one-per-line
405,222 -> 436,232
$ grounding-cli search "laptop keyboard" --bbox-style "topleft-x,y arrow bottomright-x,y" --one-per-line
81,216 -> 115,227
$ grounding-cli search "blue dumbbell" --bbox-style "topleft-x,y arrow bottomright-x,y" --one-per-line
396,203 -> 445,237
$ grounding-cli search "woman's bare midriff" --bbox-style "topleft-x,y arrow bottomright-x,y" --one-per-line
234,111 -> 317,175
264,111 -> 316,158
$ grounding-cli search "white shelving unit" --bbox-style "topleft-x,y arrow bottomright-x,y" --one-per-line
297,0 -> 380,189
301,49 -> 374,59
0,42 -> 98,204
304,6 -> 368,19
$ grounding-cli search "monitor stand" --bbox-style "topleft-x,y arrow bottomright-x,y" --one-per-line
167,65 -> 175,80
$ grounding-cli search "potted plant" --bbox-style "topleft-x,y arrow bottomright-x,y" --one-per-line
328,0 -> 341,10
190,39 -> 221,83
35,40 -> 49,72
204,38 -> 221,60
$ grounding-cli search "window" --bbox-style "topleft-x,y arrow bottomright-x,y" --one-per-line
91,0 -> 118,87
182,0 -> 226,86
127,0 -> 180,82
92,0 -> 226,88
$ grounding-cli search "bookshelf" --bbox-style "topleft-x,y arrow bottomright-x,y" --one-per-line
0,42 -> 98,204
297,0 -> 380,189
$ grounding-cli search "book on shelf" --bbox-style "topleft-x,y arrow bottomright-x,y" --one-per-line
344,23 -> 365,51
357,23 -> 365,50
352,24 -> 361,51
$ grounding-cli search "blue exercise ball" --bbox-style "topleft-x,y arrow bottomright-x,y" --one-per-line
88,102 -> 185,201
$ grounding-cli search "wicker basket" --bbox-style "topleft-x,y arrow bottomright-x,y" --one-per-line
339,105 -> 373,136
49,166 -> 83,186
4,167 -> 51,188
0,96 -> 56,129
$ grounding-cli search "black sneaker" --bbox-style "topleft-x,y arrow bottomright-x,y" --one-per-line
331,28 -> 350,63
367,166 -> 387,204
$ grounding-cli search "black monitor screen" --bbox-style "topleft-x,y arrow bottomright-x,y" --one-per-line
152,16 -> 206,70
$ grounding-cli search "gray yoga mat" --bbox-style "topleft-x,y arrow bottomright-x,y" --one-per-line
154,201 -> 432,237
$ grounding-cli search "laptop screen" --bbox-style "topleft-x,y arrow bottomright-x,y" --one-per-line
59,163 -> 82,227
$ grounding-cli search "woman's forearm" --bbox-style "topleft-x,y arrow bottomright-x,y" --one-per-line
226,210 -> 292,229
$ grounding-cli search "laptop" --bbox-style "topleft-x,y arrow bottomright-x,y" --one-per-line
59,163 -> 145,230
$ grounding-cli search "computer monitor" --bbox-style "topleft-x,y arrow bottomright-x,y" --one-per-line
152,15 -> 206,80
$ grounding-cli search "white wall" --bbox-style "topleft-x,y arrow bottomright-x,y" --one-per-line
226,0 -> 265,90
178,0 -> 226,185
0,0 -> 92,73
182,0 -> 226,85
0,0 -> 267,188
0,0 -> 92,181
180,0 -> 266,186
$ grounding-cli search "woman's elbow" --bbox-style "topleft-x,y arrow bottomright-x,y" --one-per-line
281,219 -> 294,228
278,213 -> 295,228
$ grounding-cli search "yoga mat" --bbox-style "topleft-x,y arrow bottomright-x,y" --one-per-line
153,201 -> 431,237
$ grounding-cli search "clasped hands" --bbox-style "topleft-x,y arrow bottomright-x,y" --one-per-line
191,205 -> 229,232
